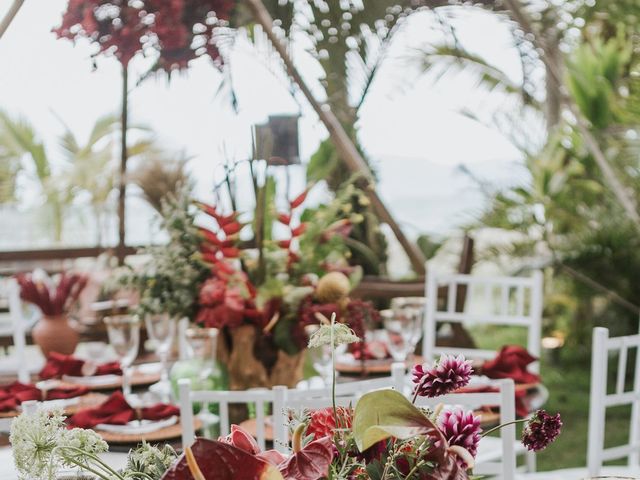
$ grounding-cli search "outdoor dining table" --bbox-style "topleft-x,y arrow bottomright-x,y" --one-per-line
0,445 -> 128,480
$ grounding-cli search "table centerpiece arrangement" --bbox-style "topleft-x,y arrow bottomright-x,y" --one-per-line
118,178 -> 378,390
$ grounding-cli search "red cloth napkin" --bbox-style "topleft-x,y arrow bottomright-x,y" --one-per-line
481,345 -> 540,385
0,382 -> 89,412
39,352 -> 122,380
456,384 -> 531,418
67,391 -> 179,428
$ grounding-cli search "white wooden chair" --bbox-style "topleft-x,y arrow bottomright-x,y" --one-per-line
586,326 -> 640,477
423,270 -> 543,473
0,278 -> 41,383
178,379 -> 284,451
413,378 -> 517,479
423,270 -> 544,368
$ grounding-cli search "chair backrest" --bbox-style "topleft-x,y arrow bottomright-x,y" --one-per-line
587,326 -> 640,476
423,270 -> 543,369
2,278 -> 29,383
178,379 -> 279,451
414,378 -> 517,479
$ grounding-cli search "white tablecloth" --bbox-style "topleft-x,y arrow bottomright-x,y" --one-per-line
0,446 -> 128,480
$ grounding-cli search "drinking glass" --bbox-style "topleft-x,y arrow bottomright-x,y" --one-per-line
304,324 -> 346,385
104,315 -> 140,397
382,307 -> 423,362
145,313 -> 176,399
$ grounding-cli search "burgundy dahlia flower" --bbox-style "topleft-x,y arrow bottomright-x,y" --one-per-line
412,354 -> 473,398
439,409 -> 482,459
522,409 -> 562,452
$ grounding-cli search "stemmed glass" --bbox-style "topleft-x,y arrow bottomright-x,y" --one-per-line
145,313 -> 176,400
305,324 -> 347,386
104,315 -> 140,398
382,307 -> 423,363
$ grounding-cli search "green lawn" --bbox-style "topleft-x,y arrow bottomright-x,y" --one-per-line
470,325 -> 632,471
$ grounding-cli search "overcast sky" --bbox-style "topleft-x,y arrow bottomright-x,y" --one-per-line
0,1 -> 535,251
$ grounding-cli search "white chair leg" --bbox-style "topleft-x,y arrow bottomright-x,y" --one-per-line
178,379 -> 195,448
525,451 -> 537,472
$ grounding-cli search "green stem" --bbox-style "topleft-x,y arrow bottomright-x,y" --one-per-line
331,312 -> 338,427
481,418 -> 527,438
405,459 -> 426,479
54,446 -> 125,480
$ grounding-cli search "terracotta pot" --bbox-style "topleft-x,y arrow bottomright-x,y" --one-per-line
32,314 -> 79,357
220,324 -> 305,390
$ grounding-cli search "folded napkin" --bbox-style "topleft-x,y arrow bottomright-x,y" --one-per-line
40,352 -> 122,380
0,382 -> 89,412
456,383 -> 530,418
480,345 -> 541,385
67,391 -> 179,429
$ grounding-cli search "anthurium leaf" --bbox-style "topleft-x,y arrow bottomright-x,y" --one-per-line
353,389 -> 445,452
160,438 -> 284,480
278,436 -> 334,480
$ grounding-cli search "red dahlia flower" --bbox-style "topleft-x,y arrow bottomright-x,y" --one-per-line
438,409 -> 482,463
412,354 -> 473,398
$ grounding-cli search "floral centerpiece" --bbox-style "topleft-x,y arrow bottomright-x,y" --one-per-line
10,322 -> 562,480
16,271 -> 87,356
119,179 -> 378,389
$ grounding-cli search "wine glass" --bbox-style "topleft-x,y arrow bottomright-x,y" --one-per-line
382,307 -> 423,363
104,315 -> 140,398
145,313 -> 176,400
304,324 -> 346,386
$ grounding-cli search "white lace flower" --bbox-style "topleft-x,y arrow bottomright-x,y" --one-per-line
308,320 -> 360,348
10,408 -> 66,480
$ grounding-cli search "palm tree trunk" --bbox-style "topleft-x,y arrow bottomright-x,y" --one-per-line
117,64 -> 128,264
0,0 -> 25,40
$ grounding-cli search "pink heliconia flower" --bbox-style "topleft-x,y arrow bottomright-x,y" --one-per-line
522,409 -> 563,452
412,354 -> 473,398
218,425 -> 261,455
438,409 -> 482,462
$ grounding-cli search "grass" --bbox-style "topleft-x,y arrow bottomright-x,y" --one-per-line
471,325 -> 632,471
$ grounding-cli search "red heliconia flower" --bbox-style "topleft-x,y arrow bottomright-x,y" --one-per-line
278,239 -> 291,249
438,409 -> 482,462
291,223 -> 307,237
290,189 -> 309,209
522,409 -> 562,452
220,247 -> 240,258
412,354 -> 473,398
277,213 -> 291,225
199,227 -> 222,246
222,221 -> 242,236
306,407 -> 352,440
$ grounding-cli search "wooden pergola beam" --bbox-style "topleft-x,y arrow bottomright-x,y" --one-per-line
0,0 -> 25,40
246,0 -> 426,275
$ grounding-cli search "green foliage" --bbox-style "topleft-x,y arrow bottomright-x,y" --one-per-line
353,389 -> 439,452
117,191 -> 210,320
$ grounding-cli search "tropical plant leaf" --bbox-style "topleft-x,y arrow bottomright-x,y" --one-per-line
353,389 -> 445,452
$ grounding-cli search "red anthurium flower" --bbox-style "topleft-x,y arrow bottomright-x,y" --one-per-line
219,425 -> 261,455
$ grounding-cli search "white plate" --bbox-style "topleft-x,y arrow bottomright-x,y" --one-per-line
62,374 -> 122,386
96,416 -> 177,435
